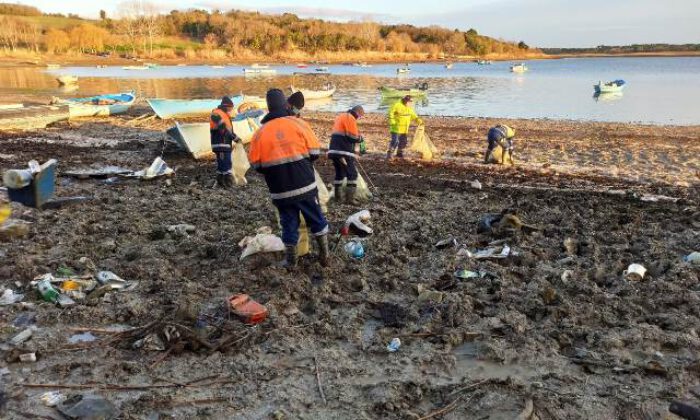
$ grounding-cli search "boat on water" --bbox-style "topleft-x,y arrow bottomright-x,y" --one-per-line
354,62 -> 372,68
315,66 -> 329,72
123,65 -> 149,70
250,63 -> 270,69
289,83 -> 336,100
56,75 -> 78,86
46,64 -> 61,69
379,83 -> 428,99
211,65 -> 225,69
510,63 -> 528,73
243,68 -> 277,75
56,92 -> 136,119
445,63 -> 454,69
476,59 -> 492,65
166,110 -> 265,159
296,63 -> 308,68
144,63 -> 159,68
396,67 -> 411,74
594,79 -> 626,94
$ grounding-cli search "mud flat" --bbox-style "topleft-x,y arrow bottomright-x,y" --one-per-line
0,109 -> 698,419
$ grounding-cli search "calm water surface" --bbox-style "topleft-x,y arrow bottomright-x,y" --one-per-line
2,57 -> 699,125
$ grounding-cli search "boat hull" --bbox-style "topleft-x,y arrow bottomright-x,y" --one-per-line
379,87 -> 427,98
290,85 -> 336,100
61,93 -> 136,118
147,96 -> 245,119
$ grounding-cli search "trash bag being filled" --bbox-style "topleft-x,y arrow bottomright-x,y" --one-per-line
409,125 -> 439,161
330,173 -> 372,202
232,142 -> 251,185
315,169 -> 330,213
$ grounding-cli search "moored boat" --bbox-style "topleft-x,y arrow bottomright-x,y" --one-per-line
243,68 -> 277,75
56,75 -> 78,85
123,65 -> 149,70
56,92 -> 136,119
396,67 -> 410,74
379,84 -> 428,98
510,63 -> 528,73
594,79 -> 626,94
289,84 -> 336,100
147,95 -> 246,119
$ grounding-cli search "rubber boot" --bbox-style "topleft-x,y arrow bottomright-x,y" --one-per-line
333,185 -> 345,203
282,245 -> 297,269
223,174 -> 235,188
386,149 -> 394,160
345,185 -> 358,205
315,234 -> 330,267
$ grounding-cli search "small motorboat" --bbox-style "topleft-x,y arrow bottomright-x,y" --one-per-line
296,63 -> 308,68
445,63 -> 454,69
56,75 -> 78,86
315,66 -> 329,72
594,80 -> 626,94
144,63 -> 159,68
243,68 -> 277,75
123,65 -> 149,70
354,62 -> 372,68
56,92 -> 136,119
379,83 -> 428,99
250,63 -> 270,69
396,67 -> 411,74
211,65 -> 225,69
289,83 -> 336,100
510,63 -> 528,73
476,59 -> 492,65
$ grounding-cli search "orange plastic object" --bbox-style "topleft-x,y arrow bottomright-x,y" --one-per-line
228,294 -> 268,325
61,280 -> 80,291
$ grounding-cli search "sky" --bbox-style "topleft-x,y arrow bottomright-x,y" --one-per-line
12,0 -> 700,47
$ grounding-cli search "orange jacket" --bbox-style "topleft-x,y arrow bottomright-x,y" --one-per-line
248,116 -> 321,203
328,111 -> 362,158
210,107 -> 237,151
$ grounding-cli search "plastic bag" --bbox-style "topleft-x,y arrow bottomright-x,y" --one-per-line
410,126 -> 438,161
232,142 -> 250,185
486,146 -> 514,165
315,169 -> 330,212
238,233 -> 285,260
356,174 -> 372,201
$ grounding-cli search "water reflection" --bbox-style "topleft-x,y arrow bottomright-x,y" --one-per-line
1,57 -> 700,125
593,92 -> 624,102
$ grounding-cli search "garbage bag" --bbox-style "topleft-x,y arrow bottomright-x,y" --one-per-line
239,233 -> 285,260
232,142 -> 250,185
485,146 -> 514,165
409,125 -> 439,161
356,174 -> 372,201
315,169 -> 330,212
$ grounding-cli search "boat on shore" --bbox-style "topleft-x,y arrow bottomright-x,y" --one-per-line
594,79 -> 626,94
510,63 -> 528,73
289,84 -> 336,100
55,92 -> 136,119
144,95 -> 268,119
0,104 -> 69,131
166,110 -> 265,159
56,75 -> 78,86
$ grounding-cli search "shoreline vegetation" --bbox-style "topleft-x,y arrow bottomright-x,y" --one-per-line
0,2 -> 540,64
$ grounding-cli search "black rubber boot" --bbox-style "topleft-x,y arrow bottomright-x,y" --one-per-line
315,234 -> 330,267
333,185 -> 345,203
282,245 -> 297,269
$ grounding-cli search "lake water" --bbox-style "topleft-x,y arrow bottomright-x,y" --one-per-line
2,57 -> 700,125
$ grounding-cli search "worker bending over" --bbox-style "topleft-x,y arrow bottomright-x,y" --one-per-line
484,124 -> 516,164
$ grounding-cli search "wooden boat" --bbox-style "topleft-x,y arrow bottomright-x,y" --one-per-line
122,65 -> 149,70
57,92 -> 136,119
166,110 -> 265,159
0,105 -> 69,131
379,85 -> 428,99
510,63 -> 528,73
57,75 -> 78,86
146,95 -> 245,119
289,84 -> 336,100
594,80 -> 626,94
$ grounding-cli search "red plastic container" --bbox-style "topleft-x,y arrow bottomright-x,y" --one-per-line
228,294 -> 268,325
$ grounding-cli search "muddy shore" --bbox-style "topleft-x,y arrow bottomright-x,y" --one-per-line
0,109 -> 698,419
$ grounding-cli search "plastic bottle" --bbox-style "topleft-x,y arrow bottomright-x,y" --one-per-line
2,169 -> 33,189
37,278 -> 60,303
344,240 -> 365,260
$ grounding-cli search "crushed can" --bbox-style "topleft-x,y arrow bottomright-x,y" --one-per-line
228,294 -> 268,325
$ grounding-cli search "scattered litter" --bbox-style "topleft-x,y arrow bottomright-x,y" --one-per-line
341,210 -> 373,237
41,391 -> 66,407
3,168 -> 33,189
57,394 -> 120,420
57,294 -> 76,308
387,338 -> 401,353
0,219 -> 31,241
10,328 -> 34,345
238,232 -> 285,260
0,367 -> 9,376
167,223 -> 196,237
563,237 -> 578,256
96,271 -> 137,290
463,244 -> 513,259
0,202 -> 10,224
63,165 -> 131,179
684,252 -> 700,265
470,180 -> 482,190
435,237 -> 458,249
228,294 -> 268,325
36,276 -> 60,303
623,263 -> 647,281
344,240 -> 365,260
12,312 -> 36,328
639,194 -> 679,203
69,332 -> 98,344
454,269 -> 481,279
126,157 -> 174,180
0,288 -> 24,305
19,352 -> 36,362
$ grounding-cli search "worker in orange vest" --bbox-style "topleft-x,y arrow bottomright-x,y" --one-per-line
328,105 -> 366,203
248,89 -> 330,268
210,96 -> 240,188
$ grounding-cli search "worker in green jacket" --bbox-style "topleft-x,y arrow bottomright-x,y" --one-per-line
387,95 -> 423,159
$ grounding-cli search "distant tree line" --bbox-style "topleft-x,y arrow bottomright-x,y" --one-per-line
0,3 -> 40,16
0,1 -> 539,59
544,44 -> 700,55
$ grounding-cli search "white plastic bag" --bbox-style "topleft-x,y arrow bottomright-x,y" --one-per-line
232,142 -> 250,185
315,169 -> 330,212
238,233 -> 285,260
356,174 -> 372,201
410,126 -> 438,161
